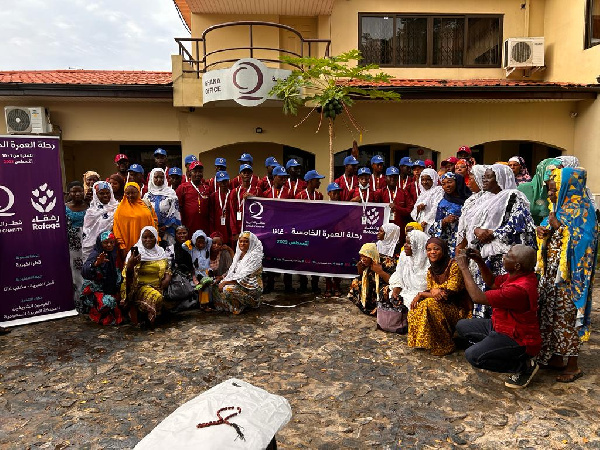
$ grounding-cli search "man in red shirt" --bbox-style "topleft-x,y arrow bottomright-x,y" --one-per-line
112,153 -> 129,180
176,160 -> 210,236
229,164 -> 261,242
295,170 -> 325,200
334,155 -> 359,201
208,170 -> 232,245
369,155 -> 386,190
349,167 -> 380,203
398,157 -> 417,203
261,165 -> 292,199
206,157 -> 227,194
285,159 -> 307,197
456,245 -> 541,389
377,166 -> 414,245
231,153 -> 260,189
259,156 -> 280,192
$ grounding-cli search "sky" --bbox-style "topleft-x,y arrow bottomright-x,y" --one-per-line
0,0 -> 190,71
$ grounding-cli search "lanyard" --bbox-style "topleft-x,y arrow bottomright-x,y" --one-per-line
266,177 -> 272,189
400,177 -> 409,190
288,179 -> 299,196
304,189 -> 316,201
214,177 -> 217,191
343,174 -> 354,191
218,187 -> 230,215
387,186 -> 398,202
359,188 -> 369,217
191,180 -> 202,195
272,186 -> 284,199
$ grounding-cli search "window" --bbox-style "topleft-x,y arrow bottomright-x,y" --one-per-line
586,0 -> 600,48
359,14 -> 502,67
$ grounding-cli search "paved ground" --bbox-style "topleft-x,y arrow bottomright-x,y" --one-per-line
1,278 -> 599,449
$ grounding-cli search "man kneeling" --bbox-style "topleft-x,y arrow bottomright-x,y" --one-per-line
455,245 -> 541,389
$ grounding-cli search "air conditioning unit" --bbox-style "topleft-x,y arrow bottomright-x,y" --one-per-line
503,37 -> 544,68
4,106 -> 53,134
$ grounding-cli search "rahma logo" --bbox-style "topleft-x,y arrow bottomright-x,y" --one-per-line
31,183 -> 56,213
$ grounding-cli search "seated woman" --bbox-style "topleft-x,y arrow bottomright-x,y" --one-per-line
379,230 -> 429,334
165,225 -> 197,311
209,231 -> 234,282
213,231 -> 264,314
80,231 -> 124,325
348,243 -> 394,316
183,230 -> 213,308
408,237 -> 471,356
120,226 -> 172,326
376,223 -> 401,264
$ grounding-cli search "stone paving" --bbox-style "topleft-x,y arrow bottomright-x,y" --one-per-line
1,279 -> 599,449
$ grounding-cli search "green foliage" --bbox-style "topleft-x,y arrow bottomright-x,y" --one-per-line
269,49 -> 400,118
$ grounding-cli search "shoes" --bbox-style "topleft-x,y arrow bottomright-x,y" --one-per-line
505,360 -> 539,389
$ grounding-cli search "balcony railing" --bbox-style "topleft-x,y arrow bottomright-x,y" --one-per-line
175,21 -> 331,77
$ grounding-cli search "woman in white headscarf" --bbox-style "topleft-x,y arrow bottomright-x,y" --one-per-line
456,164 -> 487,252
411,168 -> 444,233
143,168 -> 181,247
465,164 -> 536,318
213,231 -> 264,314
120,226 -> 172,326
378,230 -> 430,334
376,223 -> 401,261
81,181 -> 119,262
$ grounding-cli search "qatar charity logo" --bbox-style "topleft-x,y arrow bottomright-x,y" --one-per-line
0,185 -> 15,216
31,183 -> 56,213
248,201 -> 264,220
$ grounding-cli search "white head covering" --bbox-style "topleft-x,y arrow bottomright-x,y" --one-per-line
376,223 -> 401,257
411,169 -> 444,233
470,164 -> 487,191
457,165 -> 488,243
187,230 -> 213,275
388,230 -> 430,308
224,232 -> 264,282
147,168 -> 177,199
127,226 -> 166,262
81,181 -> 119,262
558,155 -> 579,168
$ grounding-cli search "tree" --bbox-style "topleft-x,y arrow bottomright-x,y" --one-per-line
269,49 -> 401,181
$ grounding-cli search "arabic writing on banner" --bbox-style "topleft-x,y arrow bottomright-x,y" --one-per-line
243,197 -> 390,277
0,135 -> 76,327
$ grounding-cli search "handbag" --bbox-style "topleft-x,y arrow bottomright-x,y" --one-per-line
166,271 -> 195,301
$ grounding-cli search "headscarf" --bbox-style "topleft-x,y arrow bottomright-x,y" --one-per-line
537,168 -> 598,340
557,155 -> 579,168
358,243 -> 380,308
113,182 -> 156,250
126,226 -> 166,262
224,232 -> 264,282
405,222 -> 423,232
508,156 -> 532,184
455,159 -> 470,185
440,172 -> 470,205
376,223 -> 401,257
108,173 -> 125,201
457,165 -> 488,243
145,168 -> 180,234
388,230 -> 430,307
83,170 -> 101,195
186,230 -> 213,275
81,181 -> 119,261
147,168 -> 177,199
469,164 -> 487,192
518,158 -> 561,223
426,237 -> 451,278
82,232 -> 119,295
413,169 -> 445,232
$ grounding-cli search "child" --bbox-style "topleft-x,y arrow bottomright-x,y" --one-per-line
184,230 -> 213,309
324,182 -> 343,297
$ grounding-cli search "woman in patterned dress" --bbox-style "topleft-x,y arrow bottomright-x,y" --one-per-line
65,181 -> 88,311
144,168 -> 181,247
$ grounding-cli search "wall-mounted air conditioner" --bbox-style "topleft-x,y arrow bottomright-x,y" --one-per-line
4,106 -> 53,134
503,37 -> 545,69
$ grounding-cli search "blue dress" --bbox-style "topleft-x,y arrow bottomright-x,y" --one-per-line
65,206 -> 87,301
428,199 -> 463,257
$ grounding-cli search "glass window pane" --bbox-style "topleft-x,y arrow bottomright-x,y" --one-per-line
592,0 -> 600,46
433,18 -> 465,65
466,17 -> 501,65
395,18 -> 428,65
360,16 -> 394,65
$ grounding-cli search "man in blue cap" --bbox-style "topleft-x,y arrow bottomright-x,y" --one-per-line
207,157 -> 227,194
296,170 -> 325,200
377,166 -> 415,245
285,159 -> 307,197
369,155 -> 386,191
259,156 -> 280,192
127,163 -> 147,195
261,165 -> 291,199
229,164 -> 261,243
349,167 -> 380,202
326,182 -> 343,202
334,155 -> 359,201
398,156 -> 417,202
184,154 -> 197,182
231,153 -> 259,189
412,159 -> 426,196
176,160 -> 210,236
167,167 -> 183,191
147,148 -> 169,186
208,170 -> 232,244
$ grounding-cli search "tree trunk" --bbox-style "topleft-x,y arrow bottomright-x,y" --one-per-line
328,118 -> 334,182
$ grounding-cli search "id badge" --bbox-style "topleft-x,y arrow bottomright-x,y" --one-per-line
221,216 -> 226,226
390,212 -> 395,221
361,216 -> 367,225
236,212 -> 242,221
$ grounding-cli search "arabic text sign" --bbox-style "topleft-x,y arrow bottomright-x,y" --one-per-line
0,135 -> 76,327
243,198 -> 390,277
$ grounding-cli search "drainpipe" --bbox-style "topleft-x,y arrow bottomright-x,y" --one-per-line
523,0 -> 530,37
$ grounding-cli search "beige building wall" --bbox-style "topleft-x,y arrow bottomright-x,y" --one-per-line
574,99 -> 600,193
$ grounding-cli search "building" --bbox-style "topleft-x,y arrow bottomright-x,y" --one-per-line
1,0 -> 600,190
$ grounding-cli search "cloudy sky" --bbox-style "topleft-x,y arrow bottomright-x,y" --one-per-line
0,0 -> 190,71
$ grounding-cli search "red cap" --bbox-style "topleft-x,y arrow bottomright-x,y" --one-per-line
424,159 -> 435,169
445,156 -> 459,164
457,145 -> 471,155
114,154 -> 128,163
189,161 -> 204,170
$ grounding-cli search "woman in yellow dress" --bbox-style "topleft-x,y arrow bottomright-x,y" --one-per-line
408,237 -> 472,356
120,226 -> 172,326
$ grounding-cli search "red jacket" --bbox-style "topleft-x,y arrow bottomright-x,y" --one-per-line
230,174 -> 260,190
369,174 -> 386,191
348,186 -> 380,203
485,272 -> 542,356
399,176 -> 417,203
261,185 -> 292,199
334,174 -> 358,201
295,189 -> 324,200
286,178 -> 307,198
228,185 -> 261,235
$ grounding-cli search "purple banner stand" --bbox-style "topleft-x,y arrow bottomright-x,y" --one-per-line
243,197 -> 390,278
0,135 -> 76,327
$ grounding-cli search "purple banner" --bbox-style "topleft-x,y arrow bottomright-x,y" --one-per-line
243,197 -> 390,277
0,135 -> 75,327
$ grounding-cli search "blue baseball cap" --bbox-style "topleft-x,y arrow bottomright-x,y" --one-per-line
327,182 -> 342,193
371,155 -> 384,164
128,164 -> 144,174
265,156 -> 279,167
399,157 -> 414,167
238,153 -> 253,163
357,167 -> 371,176
184,154 -> 197,165
413,159 -> 426,168
304,170 -> 325,182
272,166 -> 289,177
385,166 -> 400,176
214,157 -> 226,167
285,159 -> 301,169
168,167 -> 183,176
239,164 -> 253,173
154,148 -> 167,156
343,156 -> 359,166
215,171 -> 230,182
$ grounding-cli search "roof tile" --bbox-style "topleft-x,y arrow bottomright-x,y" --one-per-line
0,70 -> 172,86
343,78 -> 598,88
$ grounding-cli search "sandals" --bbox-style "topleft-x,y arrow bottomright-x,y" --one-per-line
556,370 -> 584,383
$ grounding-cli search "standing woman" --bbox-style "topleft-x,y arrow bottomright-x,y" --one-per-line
65,181 -> 88,308
456,164 -> 488,252
83,170 -> 101,204
454,159 -> 471,186
428,173 -> 470,256
214,231 -> 264,314
412,168 -> 444,233
113,182 -> 158,262
518,158 -> 560,225
108,173 -> 125,202
120,226 -> 172,326
81,181 -> 119,262
536,167 -> 598,382
144,168 -> 181,247
508,156 -> 532,185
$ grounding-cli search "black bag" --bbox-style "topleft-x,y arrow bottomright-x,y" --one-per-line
166,271 -> 195,301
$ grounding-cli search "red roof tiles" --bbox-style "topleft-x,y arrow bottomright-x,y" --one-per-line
0,70 -> 172,86
342,78 -> 598,89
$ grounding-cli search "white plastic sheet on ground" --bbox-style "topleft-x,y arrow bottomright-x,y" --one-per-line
134,378 -> 292,450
